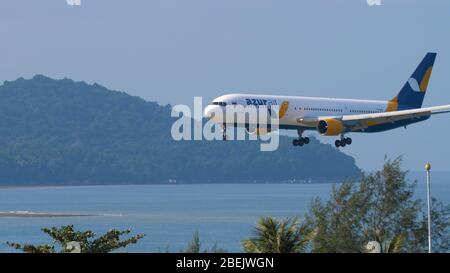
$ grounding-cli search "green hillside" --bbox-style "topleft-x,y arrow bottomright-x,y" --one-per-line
0,75 -> 361,185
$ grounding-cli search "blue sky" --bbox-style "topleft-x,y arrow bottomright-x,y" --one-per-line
0,0 -> 449,171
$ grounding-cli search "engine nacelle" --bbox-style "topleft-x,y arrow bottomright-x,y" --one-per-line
317,118 -> 344,136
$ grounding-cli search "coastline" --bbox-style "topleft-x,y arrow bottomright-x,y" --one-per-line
0,211 -> 98,218
0,171 -> 447,190
0,180 -> 342,190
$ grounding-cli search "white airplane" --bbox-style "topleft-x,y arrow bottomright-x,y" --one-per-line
203,53 -> 450,148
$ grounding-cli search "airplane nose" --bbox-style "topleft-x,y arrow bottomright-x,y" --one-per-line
203,105 -> 217,119
204,104 -> 225,120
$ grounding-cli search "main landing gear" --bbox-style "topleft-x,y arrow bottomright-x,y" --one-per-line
335,135 -> 352,148
292,129 -> 310,147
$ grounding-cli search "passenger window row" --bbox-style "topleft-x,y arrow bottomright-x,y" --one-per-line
349,110 -> 379,114
302,107 -> 343,112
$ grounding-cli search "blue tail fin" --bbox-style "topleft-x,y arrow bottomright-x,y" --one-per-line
390,52 -> 436,110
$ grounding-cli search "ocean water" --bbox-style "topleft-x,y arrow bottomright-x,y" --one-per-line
0,173 -> 448,253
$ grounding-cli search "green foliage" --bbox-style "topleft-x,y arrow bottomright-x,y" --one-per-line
0,75 -> 360,185
306,157 -> 450,253
6,243 -> 55,254
184,231 -> 201,253
209,242 -> 228,253
7,225 -> 145,253
182,231 -> 227,253
242,216 -> 312,253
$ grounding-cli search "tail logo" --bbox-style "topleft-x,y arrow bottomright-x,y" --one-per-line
408,66 -> 433,92
407,78 -> 421,92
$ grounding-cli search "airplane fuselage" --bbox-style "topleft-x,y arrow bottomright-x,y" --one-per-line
204,93 -> 427,133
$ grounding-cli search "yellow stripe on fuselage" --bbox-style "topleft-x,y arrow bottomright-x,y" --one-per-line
279,101 -> 289,118
385,96 -> 398,112
366,96 -> 398,127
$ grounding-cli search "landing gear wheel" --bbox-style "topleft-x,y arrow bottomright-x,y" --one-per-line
335,140 -> 341,148
345,137 -> 352,145
293,138 -> 306,147
303,137 -> 310,145
340,141 -> 346,147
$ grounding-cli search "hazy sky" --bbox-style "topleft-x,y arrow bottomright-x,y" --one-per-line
0,0 -> 449,171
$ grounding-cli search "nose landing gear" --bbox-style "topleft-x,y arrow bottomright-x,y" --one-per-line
222,124 -> 227,141
292,129 -> 310,147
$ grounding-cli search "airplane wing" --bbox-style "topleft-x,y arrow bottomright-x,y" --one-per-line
297,104 -> 450,131
342,104 -> 450,125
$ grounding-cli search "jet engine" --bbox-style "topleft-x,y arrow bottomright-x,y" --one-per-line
317,118 -> 344,136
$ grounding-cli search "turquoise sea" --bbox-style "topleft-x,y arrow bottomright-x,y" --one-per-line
0,172 -> 448,253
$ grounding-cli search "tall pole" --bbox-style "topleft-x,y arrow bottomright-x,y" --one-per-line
425,162 -> 432,253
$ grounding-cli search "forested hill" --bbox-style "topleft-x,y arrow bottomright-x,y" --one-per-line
0,75 -> 361,185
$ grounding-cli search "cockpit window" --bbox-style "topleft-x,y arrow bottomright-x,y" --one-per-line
212,102 -> 227,106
